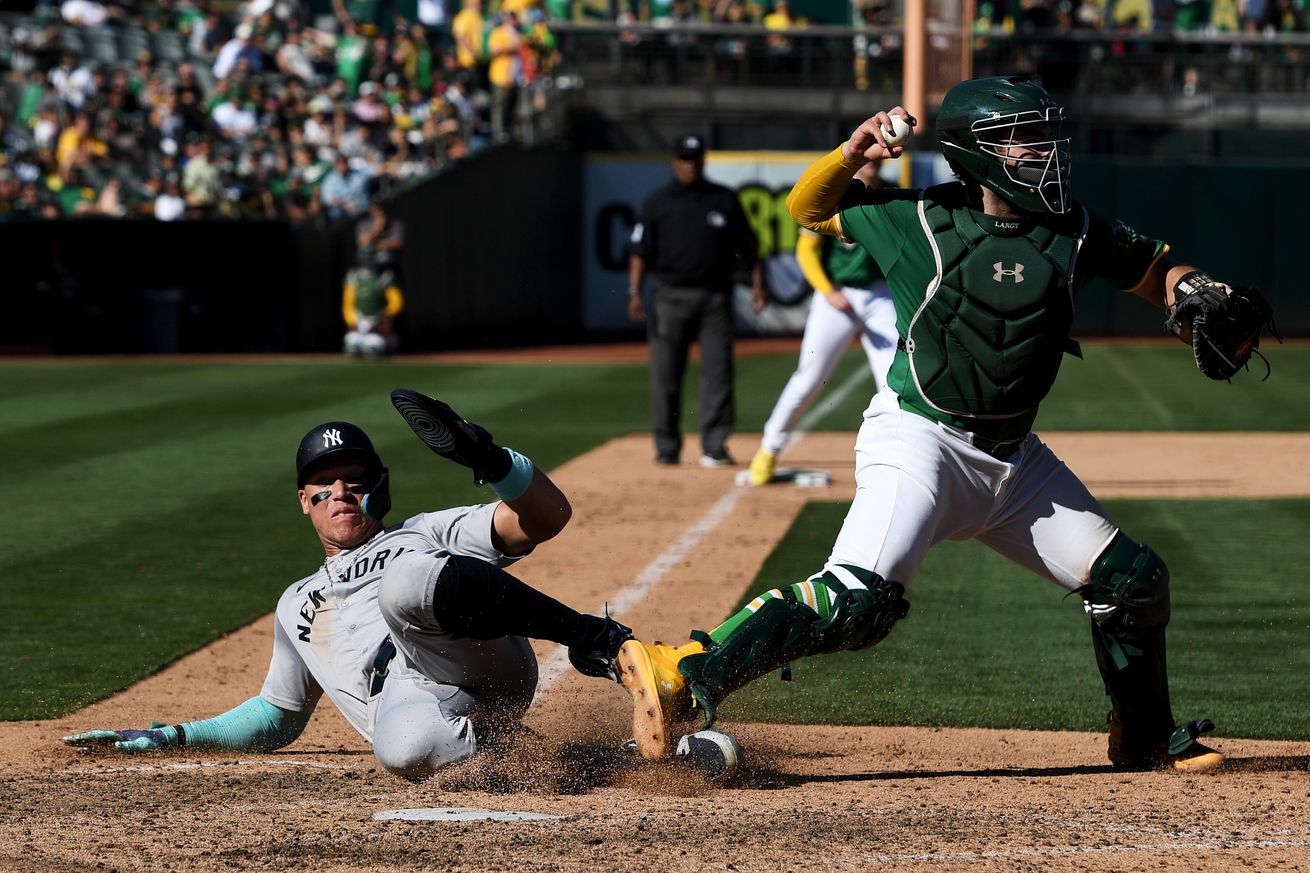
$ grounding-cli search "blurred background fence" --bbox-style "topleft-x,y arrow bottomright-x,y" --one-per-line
5,2 -> 1309,352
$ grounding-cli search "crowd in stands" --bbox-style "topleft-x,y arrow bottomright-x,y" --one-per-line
0,0 -> 562,222
3,0 -> 1305,221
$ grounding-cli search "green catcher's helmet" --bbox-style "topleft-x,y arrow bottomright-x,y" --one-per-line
937,76 -> 1071,215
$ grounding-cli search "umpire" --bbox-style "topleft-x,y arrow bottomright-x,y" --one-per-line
627,134 -> 765,467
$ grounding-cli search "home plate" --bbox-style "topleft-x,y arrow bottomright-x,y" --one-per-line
374,808 -> 564,823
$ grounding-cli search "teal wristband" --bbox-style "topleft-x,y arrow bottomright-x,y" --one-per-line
491,448 -> 534,502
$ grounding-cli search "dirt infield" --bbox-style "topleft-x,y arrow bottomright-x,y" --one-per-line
7,431 -> 1310,872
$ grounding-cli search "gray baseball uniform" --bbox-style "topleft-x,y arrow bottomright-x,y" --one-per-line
261,502 -> 537,777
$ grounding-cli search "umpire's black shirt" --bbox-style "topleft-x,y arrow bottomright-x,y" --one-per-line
631,178 -> 758,290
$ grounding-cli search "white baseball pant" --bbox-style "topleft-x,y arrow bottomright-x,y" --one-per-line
760,282 -> 898,456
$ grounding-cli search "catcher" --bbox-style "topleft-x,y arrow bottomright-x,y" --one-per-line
617,75 -> 1277,770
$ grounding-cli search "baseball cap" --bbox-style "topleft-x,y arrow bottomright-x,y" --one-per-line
673,133 -> 705,160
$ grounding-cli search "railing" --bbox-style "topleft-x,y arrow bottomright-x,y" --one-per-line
549,21 -> 1310,101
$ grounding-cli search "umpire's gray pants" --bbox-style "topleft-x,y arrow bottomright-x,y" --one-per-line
647,284 -> 735,459
372,549 -> 538,780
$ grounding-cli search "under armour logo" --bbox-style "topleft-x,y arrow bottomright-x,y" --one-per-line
322,428 -> 343,448
993,262 -> 1025,283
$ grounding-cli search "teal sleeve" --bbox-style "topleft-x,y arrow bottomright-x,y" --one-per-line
174,696 -> 311,752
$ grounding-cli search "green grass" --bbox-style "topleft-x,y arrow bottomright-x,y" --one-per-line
2,341 -> 1307,722
719,499 -> 1310,740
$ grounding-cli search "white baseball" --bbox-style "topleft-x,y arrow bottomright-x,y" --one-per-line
883,115 -> 911,147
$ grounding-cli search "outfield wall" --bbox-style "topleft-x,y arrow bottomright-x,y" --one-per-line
5,145 -> 1306,354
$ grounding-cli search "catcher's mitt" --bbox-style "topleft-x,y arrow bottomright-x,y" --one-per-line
1163,273 -> 1278,381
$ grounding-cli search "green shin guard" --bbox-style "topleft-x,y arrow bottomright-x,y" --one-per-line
679,573 -> 910,729
678,596 -> 820,730
1082,534 -> 1178,765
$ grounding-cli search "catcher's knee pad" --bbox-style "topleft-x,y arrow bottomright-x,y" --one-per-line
1083,532 -> 1170,634
813,570 -> 910,654
677,595 -> 820,706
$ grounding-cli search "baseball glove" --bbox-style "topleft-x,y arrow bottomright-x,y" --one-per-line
390,389 -> 512,486
1163,277 -> 1277,381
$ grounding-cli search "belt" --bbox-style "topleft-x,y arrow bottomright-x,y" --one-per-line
970,432 -> 1028,461
368,636 -> 397,697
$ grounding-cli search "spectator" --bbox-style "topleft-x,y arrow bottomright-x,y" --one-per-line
48,51 -> 95,110
56,112 -> 106,176
0,0 -> 531,223
303,96 -> 335,147
277,26 -> 317,82
320,153 -> 372,219
212,87 -> 259,138
214,22 -> 256,80
488,11 -> 524,142
336,18 -> 370,94
182,136 -> 221,217
453,0 -> 489,85
154,174 -> 187,221
626,134 -> 765,467
352,81 -> 390,125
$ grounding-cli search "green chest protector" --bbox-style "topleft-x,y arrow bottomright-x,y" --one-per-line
905,190 -> 1086,419
352,269 -> 393,317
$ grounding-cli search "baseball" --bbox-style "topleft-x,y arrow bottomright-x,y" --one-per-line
883,115 -> 911,147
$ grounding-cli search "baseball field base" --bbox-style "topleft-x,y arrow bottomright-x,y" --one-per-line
735,468 -> 832,488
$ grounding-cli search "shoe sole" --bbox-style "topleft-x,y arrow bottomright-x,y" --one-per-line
617,641 -> 674,760
1173,750 -> 1225,773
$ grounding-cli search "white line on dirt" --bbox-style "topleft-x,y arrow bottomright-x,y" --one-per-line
530,486 -> 747,701
70,759 -> 353,775
838,838 -> 1310,865
795,363 -> 870,432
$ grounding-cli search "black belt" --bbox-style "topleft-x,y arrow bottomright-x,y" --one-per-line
970,432 -> 1028,460
368,637 -> 397,697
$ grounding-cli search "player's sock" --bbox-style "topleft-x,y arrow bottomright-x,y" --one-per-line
431,554 -> 598,645
706,578 -> 838,645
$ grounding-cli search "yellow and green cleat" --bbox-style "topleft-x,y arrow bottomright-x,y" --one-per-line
617,640 -> 704,760
748,448 -> 776,487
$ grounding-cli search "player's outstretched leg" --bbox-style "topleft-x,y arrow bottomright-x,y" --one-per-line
385,553 -> 635,680
1082,533 -> 1224,773
620,566 -> 909,760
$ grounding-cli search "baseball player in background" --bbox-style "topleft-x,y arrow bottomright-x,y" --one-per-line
747,160 -> 898,487
342,245 -> 404,358
619,75 -> 1277,770
64,390 -> 668,780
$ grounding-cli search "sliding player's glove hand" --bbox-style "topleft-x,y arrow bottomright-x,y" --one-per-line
1164,280 -> 1276,381
63,722 -> 179,752
390,389 -> 512,486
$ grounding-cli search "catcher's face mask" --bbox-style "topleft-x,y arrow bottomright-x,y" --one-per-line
937,75 -> 1073,215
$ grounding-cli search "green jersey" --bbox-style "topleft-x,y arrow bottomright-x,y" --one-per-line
839,182 -> 1164,442
822,235 -> 885,289
348,267 -> 394,317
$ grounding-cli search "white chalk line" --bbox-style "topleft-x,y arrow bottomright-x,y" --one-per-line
795,362 -> 870,433
530,486 -> 746,701
830,837 -> 1310,865
70,758 -> 354,775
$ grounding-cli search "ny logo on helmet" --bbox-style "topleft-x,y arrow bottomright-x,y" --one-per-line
322,428 -> 343,448
993,262 -> 1025,283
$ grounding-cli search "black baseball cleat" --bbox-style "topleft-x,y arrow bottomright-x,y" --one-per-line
1109,715 -> 1225,773
567,611 -> 633,684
